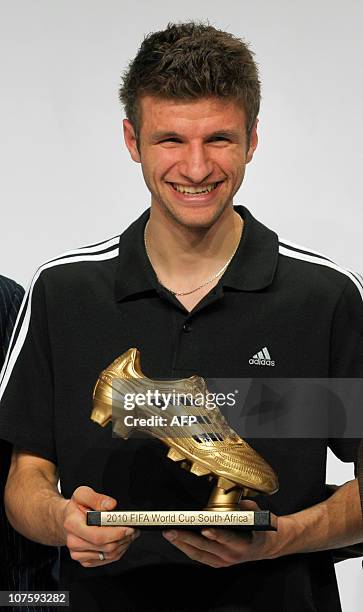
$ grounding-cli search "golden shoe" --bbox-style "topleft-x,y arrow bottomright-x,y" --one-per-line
91,348 -> 278,497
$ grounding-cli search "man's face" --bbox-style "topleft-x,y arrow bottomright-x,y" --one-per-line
123,95 -> 258,228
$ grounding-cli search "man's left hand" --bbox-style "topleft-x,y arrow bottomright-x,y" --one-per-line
162,500 -> 289,568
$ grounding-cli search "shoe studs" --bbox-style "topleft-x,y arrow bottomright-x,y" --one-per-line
190,463 -> 210,476
167,447 -> 211,477
167,448 -> 185,462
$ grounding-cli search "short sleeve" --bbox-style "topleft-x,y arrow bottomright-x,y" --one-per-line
0,274 -> 56,463
328,275 -> 363,463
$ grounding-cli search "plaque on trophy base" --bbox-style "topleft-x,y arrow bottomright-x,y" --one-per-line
87,509 -> 277,530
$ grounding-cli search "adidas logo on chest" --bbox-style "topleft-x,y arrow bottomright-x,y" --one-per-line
249,346 -> 275,367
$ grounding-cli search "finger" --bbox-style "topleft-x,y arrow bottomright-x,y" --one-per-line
80,556 -> 124,568
163,529 -> 252,566
80,559 -> 120,567
72,485 -> 117,512
238,500 -> 260,511
163,533 -> 227,568
70,542 -> 128,563
163,530 -> 226,556
201,528 -> 252,548
163,529 -> 238,564
67,532 -> 136,553
64,508 -> 140,547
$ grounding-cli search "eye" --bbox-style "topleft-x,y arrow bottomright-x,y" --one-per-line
159,138 -> 182,144
209,136 -> 229,143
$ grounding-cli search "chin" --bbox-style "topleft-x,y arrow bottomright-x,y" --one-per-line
170,203 -> 231,229
170,210 -> 217,229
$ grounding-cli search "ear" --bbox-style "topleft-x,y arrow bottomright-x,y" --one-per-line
246,118 -> 258,164
123,119 -> 141,163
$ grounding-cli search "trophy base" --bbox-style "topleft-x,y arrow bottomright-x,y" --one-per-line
86,509 -> 277,530
86,478 -> 277,531
204,476 -> 255,511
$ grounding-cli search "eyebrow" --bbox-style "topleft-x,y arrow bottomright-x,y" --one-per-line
150,129 -> 241,143
150,131 -> 181,142
208,130 -> 241,140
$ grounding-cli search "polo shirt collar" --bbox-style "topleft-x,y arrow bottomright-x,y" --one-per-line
115,205 -> 279,301
222,205 -> 279,291
115,209 -> 156,302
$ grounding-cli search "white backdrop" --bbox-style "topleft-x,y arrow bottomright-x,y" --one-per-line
1,1 -> 362,608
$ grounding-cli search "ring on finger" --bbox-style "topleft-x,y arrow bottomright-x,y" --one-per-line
98,551 -> 105,561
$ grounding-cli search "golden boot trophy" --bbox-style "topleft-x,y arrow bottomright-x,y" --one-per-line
88,348 -> 278,530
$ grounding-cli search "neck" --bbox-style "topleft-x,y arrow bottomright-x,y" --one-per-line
144,204 -> 243,294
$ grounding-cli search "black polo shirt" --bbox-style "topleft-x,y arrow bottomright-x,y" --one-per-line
0,205 -> 362,612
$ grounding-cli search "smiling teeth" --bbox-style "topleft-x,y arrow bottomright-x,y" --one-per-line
173,183 -> 217,194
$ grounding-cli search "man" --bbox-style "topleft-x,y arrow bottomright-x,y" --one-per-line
0,275 -> 59,608
0,21 -> 362,612
359,441 -> 363,513
0,274 -> 24,368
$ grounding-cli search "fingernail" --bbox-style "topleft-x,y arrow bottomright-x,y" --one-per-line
124,528 -> 134,537
163,530 -> 176,541
101,499 -> 114,510
202,530 -> 214,539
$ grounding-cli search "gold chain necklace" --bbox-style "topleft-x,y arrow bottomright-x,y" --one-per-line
144,215 -> 243,296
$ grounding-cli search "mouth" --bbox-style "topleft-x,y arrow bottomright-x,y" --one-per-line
170,181 -> 223,195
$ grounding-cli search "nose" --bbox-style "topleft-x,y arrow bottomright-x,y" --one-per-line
178,143 -> 214,184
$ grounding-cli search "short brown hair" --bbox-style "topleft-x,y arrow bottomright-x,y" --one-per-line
119,21 -> 260,144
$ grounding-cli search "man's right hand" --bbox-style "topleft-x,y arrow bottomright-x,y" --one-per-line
62,486 -> 140,567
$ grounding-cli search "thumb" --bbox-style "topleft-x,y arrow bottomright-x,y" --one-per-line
72,485 -> 117,511
238,499 -> 260,511
100,496 -> 117,511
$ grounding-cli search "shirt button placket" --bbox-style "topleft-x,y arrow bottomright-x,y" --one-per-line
173,316 -> 196,374
182,322 -> 192,333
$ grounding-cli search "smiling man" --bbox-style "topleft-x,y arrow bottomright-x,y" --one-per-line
0,21 -> 362,612
123,95 -> 253,312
